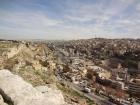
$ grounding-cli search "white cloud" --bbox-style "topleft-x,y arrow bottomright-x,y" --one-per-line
64,0 -> 136,27
0,10 -> 62,29
136,3 -> 140,11
0,0 -> 140,39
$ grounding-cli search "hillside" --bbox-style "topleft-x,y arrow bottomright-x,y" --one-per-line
52,38 -> 140,69
0,40 -> 94,105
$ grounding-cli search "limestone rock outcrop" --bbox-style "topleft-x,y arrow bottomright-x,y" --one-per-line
36,86 -> 65,105
0,95 -> 8,105
0,69 -> 65,105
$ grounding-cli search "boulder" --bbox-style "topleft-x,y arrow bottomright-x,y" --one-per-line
0,69 -> 65,105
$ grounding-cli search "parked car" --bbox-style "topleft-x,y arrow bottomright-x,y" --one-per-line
82,87 -> 91,93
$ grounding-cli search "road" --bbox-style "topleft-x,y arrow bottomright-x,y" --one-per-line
71,83 -> 114,105
54,48 -> 115,105
56,71 -> 115,105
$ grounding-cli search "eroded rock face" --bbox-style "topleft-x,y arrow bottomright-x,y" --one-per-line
0,95 -> 8,105
0,69 -> 65,105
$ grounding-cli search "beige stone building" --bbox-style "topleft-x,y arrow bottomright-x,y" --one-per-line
128,79 -> 140,96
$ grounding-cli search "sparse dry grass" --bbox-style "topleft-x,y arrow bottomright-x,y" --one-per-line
57,83 -> 95,105
14,67 -> 56,86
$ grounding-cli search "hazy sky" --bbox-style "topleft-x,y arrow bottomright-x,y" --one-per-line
0,0 -> 140,39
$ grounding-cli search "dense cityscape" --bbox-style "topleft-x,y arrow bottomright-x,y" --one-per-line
0,39 -> 139,105
0,0 -> 140,105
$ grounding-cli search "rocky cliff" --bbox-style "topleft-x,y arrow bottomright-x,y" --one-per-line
0,69 -> 66,105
